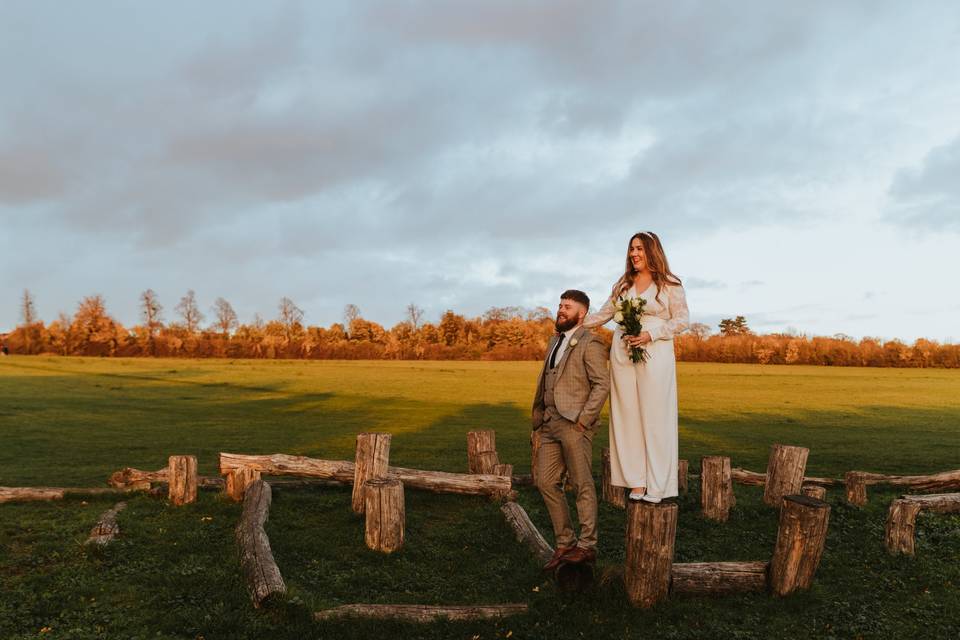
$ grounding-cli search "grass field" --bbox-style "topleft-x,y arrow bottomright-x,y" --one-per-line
1,356 -> 959,639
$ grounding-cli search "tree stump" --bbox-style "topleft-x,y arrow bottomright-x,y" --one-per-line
769,495 -> 830,596
352,432 -> 392,514
601,448 -> 626,509
530,430 -> 542,486
168,455 -> 198,506
700,456 -> 733,522
364,478 -> 405,553
763,444 -> 809,507
678,459 -> 689,494
225,467 -> 261,502
467,430 -> 498,474
884,498 -> 923,556
493,463 -> 513,478
801,484 -> 827,500
625,501 -> 678,608
845,471 -> 868,506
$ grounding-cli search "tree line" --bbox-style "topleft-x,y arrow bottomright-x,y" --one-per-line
4,290 -> 959,368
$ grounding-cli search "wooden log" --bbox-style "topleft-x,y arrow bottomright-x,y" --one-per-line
884,498 -> 923,556
236,480 -> 285,607
700,456 -> 733,522
678,459 -> 689,494
225,467 -> 262,502
671,561 -> 769,596
899,493 -> 960,513
108,466 -> 222,490
763,444 -> 809,507
85,502 -> 127,546
845,469 -> 960,505
602,447 -> 626,509
467,430 -> 499,474
500,501 -> 554,564
168,455 -> 198,506
530,430 -> 542,487
769,495 -> 830,596
845,471 -> 868,506
732,467 -> 838,487
0,486 -> 133,504
364,478 -> 405,553
625,500 -> 678,608
352,433 -> 392,514
802,484 -> 827,500
219,453 -> 512,497
313,603 -> 528,622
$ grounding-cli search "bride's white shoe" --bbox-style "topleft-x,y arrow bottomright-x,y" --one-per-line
628,490 -> 645,501
640,494 -> 661,503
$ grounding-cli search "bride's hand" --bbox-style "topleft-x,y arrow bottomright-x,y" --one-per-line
622,332 -> 652,347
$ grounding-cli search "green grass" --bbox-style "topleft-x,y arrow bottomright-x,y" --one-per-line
1,356 -> 959,639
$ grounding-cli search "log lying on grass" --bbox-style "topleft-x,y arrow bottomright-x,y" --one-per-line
671,561 -> 769,596
236,480 -> 285,608
846,469 -> 960,506
314,603 -> 528,622
85,502 -> 127,545
885,493 -> 960,556
219,453 -> 512,497
0,486 -> 128,504
732,468 -> 838,487
107,467 -> 223,490
500,501 -> 554,564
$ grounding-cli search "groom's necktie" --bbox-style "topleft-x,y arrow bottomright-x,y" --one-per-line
549,332 -> 565,369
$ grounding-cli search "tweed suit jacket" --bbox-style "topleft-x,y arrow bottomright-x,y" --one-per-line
531,326 -> 610,430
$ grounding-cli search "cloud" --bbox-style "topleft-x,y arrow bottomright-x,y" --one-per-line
885,134 -> 960,232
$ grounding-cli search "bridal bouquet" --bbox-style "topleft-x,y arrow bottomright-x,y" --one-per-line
613,296 -> 649,363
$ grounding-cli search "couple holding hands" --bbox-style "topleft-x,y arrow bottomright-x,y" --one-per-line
531,231 -> 689,571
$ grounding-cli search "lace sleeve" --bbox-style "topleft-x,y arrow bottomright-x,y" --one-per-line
583,295 -> 616,329
649,284 -> 689,341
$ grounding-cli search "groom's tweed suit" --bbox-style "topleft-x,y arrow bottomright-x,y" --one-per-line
531,325 -> 610,550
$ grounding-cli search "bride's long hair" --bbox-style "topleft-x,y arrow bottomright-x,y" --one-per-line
610,231 -> 682,303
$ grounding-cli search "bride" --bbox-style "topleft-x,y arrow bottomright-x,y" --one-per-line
583,231 -> 689,503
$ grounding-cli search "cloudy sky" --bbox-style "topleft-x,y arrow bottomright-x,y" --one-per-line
2,1 -> 959,341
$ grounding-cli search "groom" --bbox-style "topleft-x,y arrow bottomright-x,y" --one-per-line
531,289 -> 610,570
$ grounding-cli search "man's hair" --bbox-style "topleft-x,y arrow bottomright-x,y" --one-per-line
560,289 -> 590,308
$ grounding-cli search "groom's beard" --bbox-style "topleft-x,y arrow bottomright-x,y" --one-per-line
555,314 -> 580,332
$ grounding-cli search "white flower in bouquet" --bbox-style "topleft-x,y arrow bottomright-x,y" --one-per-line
613,311 -> 624,323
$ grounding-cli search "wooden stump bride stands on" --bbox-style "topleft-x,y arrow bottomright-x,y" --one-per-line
364,478 -> 405,553
352,432 -> 392,514
625,500 -> 678,608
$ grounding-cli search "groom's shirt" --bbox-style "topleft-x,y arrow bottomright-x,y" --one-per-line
548,325 -> 580,370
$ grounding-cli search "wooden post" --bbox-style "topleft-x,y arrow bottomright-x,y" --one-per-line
625,501 -> 678,608
700,456 -> 733,522
530,430 -> 542,487
602,447 -> 626,509
168,455 -> 198,506
225,467 -> 261,502
845,471 -> 868,506
364,478 -> 405,553
678,459 -> 689,494
885,498 -> 922,556
467,430 -> 498,474
493,463 -> 513,478
769,495 -> 830,596
801,484 -> 827,501
352,433 -> 392,514
236,480 -> 285,607
763,444 -> 809,507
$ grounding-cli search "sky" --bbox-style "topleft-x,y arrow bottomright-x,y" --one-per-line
2,1 -> 959,342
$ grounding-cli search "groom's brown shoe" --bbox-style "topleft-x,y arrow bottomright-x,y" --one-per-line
542,546 -> 574,572
562,546 -> 597,565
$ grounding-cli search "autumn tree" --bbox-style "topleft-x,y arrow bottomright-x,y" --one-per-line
175,290 -> 204,334
278,297 -> 304,340
212,297 -> 238,336
71,295 -> 119,356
